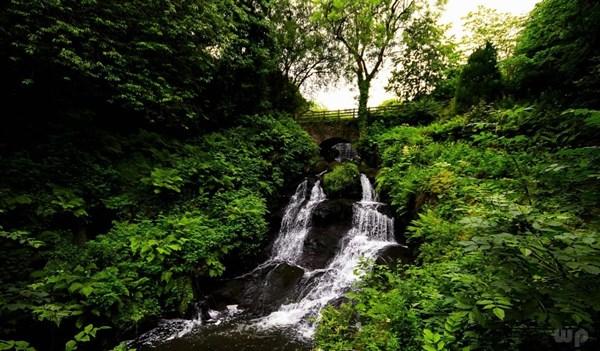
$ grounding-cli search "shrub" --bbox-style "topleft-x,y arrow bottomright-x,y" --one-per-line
323,162 -> 360,199
0,114 -> 317,349
454,43 -> 503,113
317,103 -> 600,350
371,98 -> 442,127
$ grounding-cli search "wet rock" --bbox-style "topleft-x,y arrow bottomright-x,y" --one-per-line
312,199 -> 354,226
208,262 -> 304,315
376,244 -> 412,266
299,199 -> 353,269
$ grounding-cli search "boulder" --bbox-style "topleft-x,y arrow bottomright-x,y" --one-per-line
376,244 -> 412,266
299,199 -> 353,269
208,262 -> 305,316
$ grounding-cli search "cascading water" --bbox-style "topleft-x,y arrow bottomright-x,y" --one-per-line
143,169 -> 398,350
271,180 -> 326,263
255,174 -> 395,338
360,173 -> 377,202
332,142 -> 357,162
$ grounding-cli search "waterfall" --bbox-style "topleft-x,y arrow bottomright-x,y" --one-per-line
141,175 -> 397,348
360,173 -> 377,202
256,174 -> 395,338
332,143 -> 357,162
271,180 -> 326,263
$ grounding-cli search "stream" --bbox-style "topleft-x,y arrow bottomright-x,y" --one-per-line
137,146 -> 400,350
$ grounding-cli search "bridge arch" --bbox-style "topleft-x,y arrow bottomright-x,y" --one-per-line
299,119 -> 360,145
319,137 -> 351,160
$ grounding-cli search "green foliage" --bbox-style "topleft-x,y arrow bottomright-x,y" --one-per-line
270,0 -> 341,88
454,43 -> 503,112
0,114 -> 316,349
387,6 -> 460,102
65,324 -> 110,351
318,3 -> 600,349
315,264 -> 421,351
312,0 -> 420,129
509,0 -> 600,106
460,5 -> 525,60
317,104 -> 600,350
0,0 -> 305,134
323,163 -> 360,198
371,98 -> 443,127
0,340 -> 35,351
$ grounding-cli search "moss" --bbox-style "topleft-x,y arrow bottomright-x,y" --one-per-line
323,162 -> 360,198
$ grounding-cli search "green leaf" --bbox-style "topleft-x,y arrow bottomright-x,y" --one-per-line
80,286 -> 93,297
519,248 -> 532,256
65,340 -> 77,351
492,308 -> 505,320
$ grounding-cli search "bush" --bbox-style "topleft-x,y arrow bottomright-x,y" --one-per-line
454,43 -> 503,113
371,98 -> 442,127
317,104 -> 600,350
510,0 -> 600,107
0,114 -> 317,349
323,162 -> 360,199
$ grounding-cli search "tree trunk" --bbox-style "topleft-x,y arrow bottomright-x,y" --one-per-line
357,78 -> 370,134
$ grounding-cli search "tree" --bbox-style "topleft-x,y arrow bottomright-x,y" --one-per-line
460,5 -> 525,60
0,0 -> 241,131
312,0 -> 418,132
509,0 -> 600,107
0,0 -> 301,134
386,7 -> 459,102
268,0 -> 340,89
454,42 -> 502,112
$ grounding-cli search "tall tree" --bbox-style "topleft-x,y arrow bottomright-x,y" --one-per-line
268,0 -> 340,89
386,7 -> 459,102
312,0 -> 418,131
510,0 -> 600,106
454,42 -> 502,112
460,5 -> 525,60
0,0 -> 300,134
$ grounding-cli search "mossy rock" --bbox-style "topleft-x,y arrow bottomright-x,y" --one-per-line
323,162 -> 361,199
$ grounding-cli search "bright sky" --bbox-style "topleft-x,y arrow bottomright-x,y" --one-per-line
303,0 -> 541,109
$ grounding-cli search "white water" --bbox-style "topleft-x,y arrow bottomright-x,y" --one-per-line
271,180 -> 326,263
255,174 -> 395,338
360,173 -> 377,202
333,142 -> 357,162
141,175 -> 396,347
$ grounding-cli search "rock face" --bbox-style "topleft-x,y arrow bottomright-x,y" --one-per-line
376,244 -> 412,266
207,198 -> 359,314
209,262 -> 305,316
300,199 -> 353,269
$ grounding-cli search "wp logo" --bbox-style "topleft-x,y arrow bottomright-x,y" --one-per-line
553,328 -> 589,348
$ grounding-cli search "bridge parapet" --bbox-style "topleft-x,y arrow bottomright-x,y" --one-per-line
299,118 -> 359,145
297,105 -> 403,145
297,105 -> 403,123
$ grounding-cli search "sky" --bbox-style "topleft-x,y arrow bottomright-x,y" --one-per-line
303,0 -> 541,110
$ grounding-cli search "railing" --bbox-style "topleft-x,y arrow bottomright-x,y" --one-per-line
297,105 -> 403,123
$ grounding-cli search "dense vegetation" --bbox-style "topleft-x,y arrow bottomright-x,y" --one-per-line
0,0 -> 317,349
1,0 -> 599,350
316,0 -> 600,350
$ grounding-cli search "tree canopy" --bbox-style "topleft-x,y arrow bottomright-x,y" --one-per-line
454,42 -> 502,112
510,0 -> 600,106
386,6 -> 459,102
460,5 -> 525,60
312,0 -> 418,129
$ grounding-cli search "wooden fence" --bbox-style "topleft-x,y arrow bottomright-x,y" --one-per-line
297,105 -> 403,123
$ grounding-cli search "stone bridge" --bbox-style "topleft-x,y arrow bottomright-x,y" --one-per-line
297,106 -> 401,150
299,118 -> 360,151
